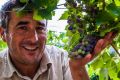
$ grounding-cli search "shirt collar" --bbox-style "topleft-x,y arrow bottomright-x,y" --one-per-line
3,46 -> 52,78
36,46 -> 52,75
2,48 -> 16,78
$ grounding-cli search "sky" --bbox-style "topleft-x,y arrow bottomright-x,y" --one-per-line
0,0 -> 67,32
0,0 -> 8,9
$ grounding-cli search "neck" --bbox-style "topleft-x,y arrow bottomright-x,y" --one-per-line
10,57 -> 40,79
17,63 -> 39,78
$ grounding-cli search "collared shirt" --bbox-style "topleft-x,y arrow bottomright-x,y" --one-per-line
0,45 -> 73,80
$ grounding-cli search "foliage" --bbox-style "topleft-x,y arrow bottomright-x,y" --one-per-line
60,0 -> 120,79
15,0 -> 59,20
46,30 -> 69,50
60,0 -> 120,58
0,39 -> 7,51
1,0 -> 120,80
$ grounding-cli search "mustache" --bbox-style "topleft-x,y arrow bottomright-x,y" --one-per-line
21,41 -> 39,46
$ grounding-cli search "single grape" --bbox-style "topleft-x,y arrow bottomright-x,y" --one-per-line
72,43 -> 82,51
68,26 -> 73,30
76,18 -> 81,23
72,2 -> 77,8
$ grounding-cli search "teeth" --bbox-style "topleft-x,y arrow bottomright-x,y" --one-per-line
23,46 -> 38,51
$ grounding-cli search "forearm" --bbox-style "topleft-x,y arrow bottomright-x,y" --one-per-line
69,60 -> 90,80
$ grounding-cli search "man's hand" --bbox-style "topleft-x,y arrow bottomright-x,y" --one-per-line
69,32 -> 117,80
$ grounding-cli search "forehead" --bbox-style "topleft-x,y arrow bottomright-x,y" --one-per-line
9,12 -> 46,25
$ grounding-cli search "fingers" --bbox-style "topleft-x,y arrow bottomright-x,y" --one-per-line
104,32 -> 116,42
91,31 -> 116,59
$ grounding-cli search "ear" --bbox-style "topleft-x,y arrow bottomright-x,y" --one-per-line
0,27 -> 7,42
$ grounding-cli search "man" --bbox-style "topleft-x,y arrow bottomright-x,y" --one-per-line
0,0 -> 116,80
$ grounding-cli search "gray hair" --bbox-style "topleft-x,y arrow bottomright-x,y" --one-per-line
0,0 -> 32,31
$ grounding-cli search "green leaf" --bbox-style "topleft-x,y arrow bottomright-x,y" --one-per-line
115,0 -> 120,6
20,0 -> 28,3
99,68 -> 109,80
59,11 -> 69,20
107,3 -> 120,18
33,9 -> 43,20
32,0 -> 58,11
117,71 -> 120,79
68,31 -> 80,50
96,11 -> 114,26
31,0 -> 59,20
108,61 -> 120,80
90,56 -> 104,70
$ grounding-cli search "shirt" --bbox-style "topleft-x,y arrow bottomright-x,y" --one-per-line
0,45 -> 73,80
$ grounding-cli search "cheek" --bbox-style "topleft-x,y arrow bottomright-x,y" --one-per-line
38,34 -> 47,42
6,34 -> 14,46
7,33 -> 22,48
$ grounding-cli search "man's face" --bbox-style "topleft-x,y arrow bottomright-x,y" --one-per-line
5,12 -> 47,65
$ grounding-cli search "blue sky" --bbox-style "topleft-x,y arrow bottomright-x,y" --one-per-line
0,0 -> 67,32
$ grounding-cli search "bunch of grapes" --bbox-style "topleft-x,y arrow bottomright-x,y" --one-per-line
69,35 -> 100,58
64,0 -> 120,58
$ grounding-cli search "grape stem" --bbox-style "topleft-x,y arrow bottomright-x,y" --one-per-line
56,7 -> 67,9
110,43 -> 120,57
57,3 -> 65,6
102,0 -> 105,10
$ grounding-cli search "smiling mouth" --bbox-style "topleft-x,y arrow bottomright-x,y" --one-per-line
23,46 -> 38,51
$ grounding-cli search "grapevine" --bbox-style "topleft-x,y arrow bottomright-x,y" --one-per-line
8,0 -> 60,20
60,0 -> 120,58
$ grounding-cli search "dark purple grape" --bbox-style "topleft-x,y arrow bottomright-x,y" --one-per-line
67,19 -> 72,24
78,28 -> 84,33
76,18 -> 81,23
68,26 -> 73,30
72,43 -> 82,52
73,2 -> 77,8
89,40 -> 96,44
85,46 -> 92,52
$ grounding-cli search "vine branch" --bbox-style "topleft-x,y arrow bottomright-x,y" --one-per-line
102,0 -> 105,10
110,43 -> 120,57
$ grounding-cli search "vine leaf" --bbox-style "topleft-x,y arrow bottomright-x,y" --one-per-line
59,11 -> 69,20
90,56 -> 104,70
96,11 -> 114,26
99,68 -> 109,80
107,3 -> 120,18
33,9 -> 43,20
20,0 -> 28,3
117,71 -> 120,79
115,0 -> 120,6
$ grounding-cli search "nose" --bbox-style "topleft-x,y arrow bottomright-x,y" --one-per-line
26,30 -> 38,43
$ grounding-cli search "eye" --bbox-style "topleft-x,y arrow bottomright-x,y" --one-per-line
17,25 -> 27,30
36,26 -> 46,31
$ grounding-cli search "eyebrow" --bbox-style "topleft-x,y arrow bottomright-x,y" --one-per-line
37,21 -> 46,27
16,21 -> 29,27
16,21 -> 46,27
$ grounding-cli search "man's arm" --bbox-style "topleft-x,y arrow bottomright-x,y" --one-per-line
69,32 -> 116,80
